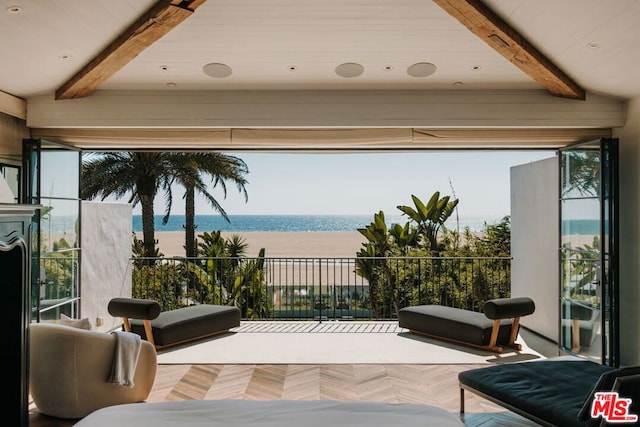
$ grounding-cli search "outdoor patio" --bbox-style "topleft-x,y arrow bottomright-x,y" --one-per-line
155,320 -> 552,365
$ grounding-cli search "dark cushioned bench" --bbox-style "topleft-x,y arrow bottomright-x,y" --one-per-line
398,297 -> 535,353
108,297 -> 241,349
458,358 -> 640,427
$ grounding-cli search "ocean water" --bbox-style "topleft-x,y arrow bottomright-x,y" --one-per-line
131,214 -> 505,233
44,214 -> 599,235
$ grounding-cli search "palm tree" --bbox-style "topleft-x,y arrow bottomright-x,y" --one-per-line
81,152 -> 171,259
562,150 -> 600,197
162,152 -> 249,258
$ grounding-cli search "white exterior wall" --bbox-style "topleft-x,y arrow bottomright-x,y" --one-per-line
511,156 -> 559,341
615,97 -> 640,365
80,201 -> 132,332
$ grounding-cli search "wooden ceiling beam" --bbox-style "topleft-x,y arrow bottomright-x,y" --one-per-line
432,0 -> 585,100
55,0 -> 207,100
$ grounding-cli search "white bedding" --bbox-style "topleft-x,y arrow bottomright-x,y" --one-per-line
73,399 -> 465,426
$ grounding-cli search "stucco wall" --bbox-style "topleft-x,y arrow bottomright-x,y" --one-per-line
80,201 -> 132,332
614,97 -> 640,365
510,156 -> 559,342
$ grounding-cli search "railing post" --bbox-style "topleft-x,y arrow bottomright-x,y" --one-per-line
318,259 -> 322,324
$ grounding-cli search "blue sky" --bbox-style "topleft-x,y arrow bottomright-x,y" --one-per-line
151,150 -> 556,219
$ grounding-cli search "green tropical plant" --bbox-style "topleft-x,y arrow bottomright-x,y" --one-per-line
396,191 -> 459,254
132,233 -> 164,267
473,216 -> 511,257
357,192 -> 511,317
194,230 -> 250,300
562,236 -> 600,305
356,211 -> 395,317
389,221 -> 419,254
231,248 -> 270,318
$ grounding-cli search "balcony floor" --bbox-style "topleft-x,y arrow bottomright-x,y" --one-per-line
29,323 -> 557,426
156,320 -> 554,365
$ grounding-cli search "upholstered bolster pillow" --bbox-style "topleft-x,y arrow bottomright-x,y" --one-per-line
108,297 -> 161,320
483,297 -> 535,319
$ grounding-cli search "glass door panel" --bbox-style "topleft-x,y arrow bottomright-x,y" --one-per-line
559,138 -> 618,366
23,139 -> 81,322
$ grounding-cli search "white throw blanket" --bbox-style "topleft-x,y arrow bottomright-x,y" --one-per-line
108,331 -> 142,387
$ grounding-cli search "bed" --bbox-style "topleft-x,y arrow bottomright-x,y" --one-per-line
73,399 -> 465,427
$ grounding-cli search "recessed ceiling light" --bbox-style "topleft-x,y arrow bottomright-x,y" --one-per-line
453,81 -> 464,87
166,82 -> 177,88
384,65 -> 394,71
471,65 -> 482,71
159,65 -> 169,71
7,5 -> 22,13
203,63 -> 232,78
288,65 -> 297,71
587,42 -> 600,49
407,62 -> 437,78
59,54 -> 71,60
335,63 -> 364,78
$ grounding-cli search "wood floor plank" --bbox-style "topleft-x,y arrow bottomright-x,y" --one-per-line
204,365 -> 255,400
282,365 -> 321,400
167,365 -> 222,401
244,365 -> 288,400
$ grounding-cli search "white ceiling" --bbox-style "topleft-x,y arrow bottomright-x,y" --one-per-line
1,0 -> 638,100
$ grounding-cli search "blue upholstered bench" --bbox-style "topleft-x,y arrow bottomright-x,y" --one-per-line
108,297 -> 241,349
458,358 -> 640,427
398,297 -> 535,353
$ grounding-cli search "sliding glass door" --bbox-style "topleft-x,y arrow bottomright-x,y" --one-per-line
23,139 -> 82,322
559,138 -> 618,366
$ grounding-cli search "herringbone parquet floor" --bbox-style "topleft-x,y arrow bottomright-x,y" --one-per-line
30,322 -> 555,426
29,363 -> 541,426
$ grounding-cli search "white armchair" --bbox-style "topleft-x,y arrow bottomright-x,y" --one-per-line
29,322 -> 157,419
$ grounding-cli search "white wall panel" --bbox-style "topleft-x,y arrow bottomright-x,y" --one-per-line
511,156 -> 559,342
614,97 -> 640,365
80,201 -> 132,332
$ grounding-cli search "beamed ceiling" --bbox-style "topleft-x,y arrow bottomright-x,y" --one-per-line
1,0 -> 636,150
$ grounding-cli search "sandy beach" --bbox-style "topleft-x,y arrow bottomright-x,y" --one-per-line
133,230 -> 595,259
143,231 -> 367,258
58,228 -> 595,259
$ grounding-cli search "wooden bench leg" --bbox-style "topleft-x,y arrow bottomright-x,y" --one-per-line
143,319 -> 156,347
509,316 -> 523,350
572,318 -> 580,353
121,317 -> 132,332
487,319 -> 503,352
488,316 -> 523,353
121,316 -> 156,347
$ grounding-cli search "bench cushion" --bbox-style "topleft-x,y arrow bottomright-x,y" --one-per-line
398,305 -> 513,347
459,360 -> 613,427
130,305 -> 241,347
483,297 -> 535,319
108,297 -> 161,320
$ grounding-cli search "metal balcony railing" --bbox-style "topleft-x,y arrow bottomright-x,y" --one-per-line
34,249 -> 80,321
132,256 -> 511,320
